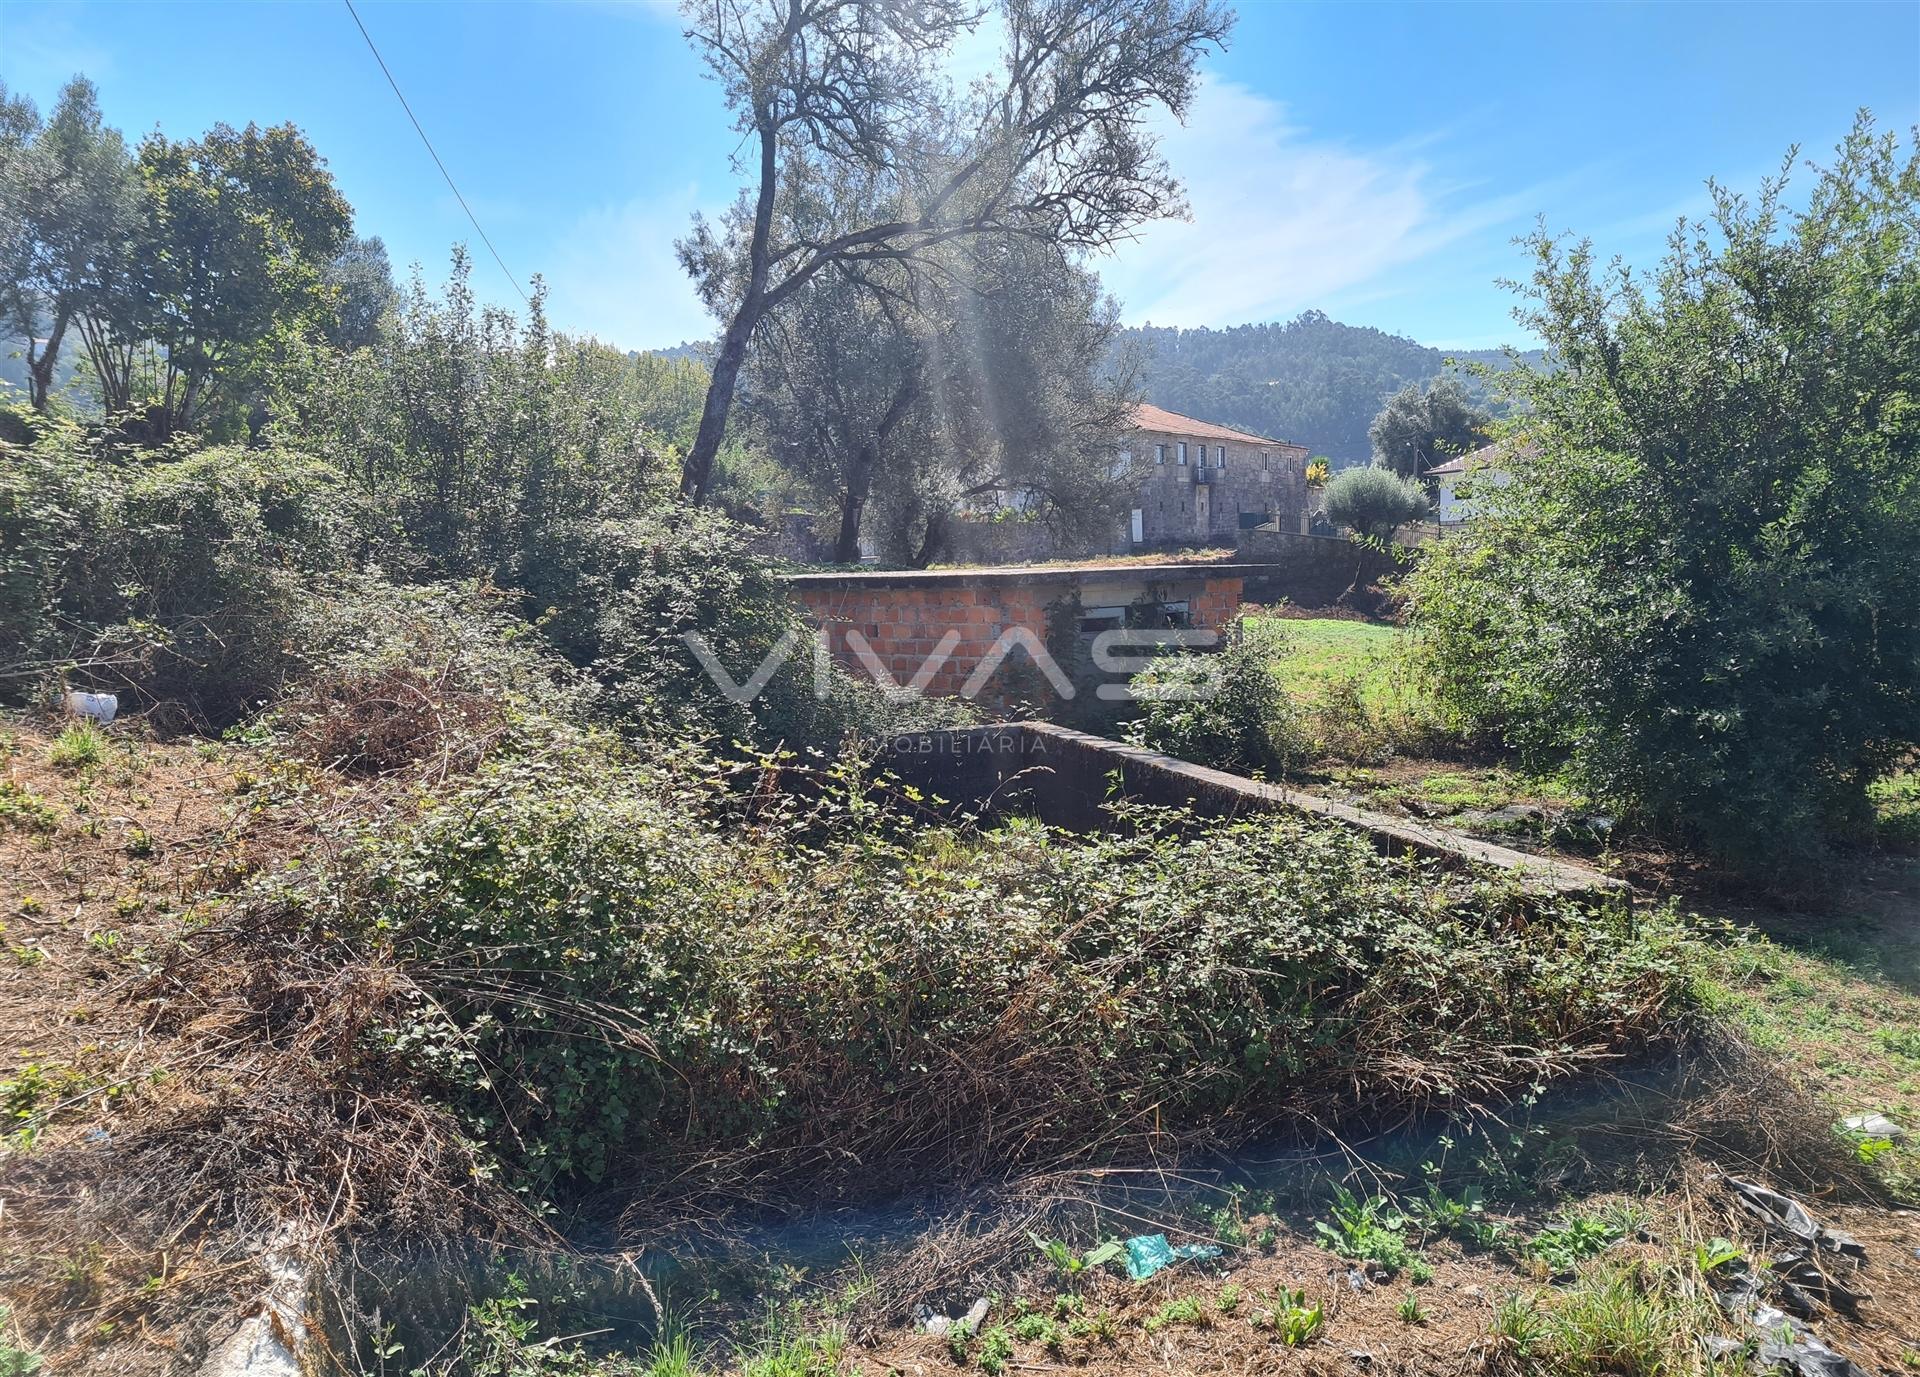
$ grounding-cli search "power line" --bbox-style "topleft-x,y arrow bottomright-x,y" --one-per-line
341,0 -> 529,304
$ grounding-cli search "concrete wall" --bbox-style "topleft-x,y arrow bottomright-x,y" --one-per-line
785,563 -> 1248,711
882,721 -> 1626,900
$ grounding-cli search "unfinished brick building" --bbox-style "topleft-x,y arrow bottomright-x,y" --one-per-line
784,561 -> 1249,711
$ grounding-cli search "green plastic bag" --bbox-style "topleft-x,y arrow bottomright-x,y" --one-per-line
1123,1232 -> 1223,1281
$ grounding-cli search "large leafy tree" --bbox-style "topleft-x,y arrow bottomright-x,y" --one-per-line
674,0 -> 1231,504
744,228 -> 1136,564
1407,115 -> 1920,870
1367,376 -> 1490,483
0,77 -> 137,410
81,121 -> 353,435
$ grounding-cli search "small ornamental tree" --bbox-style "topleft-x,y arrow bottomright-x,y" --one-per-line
1321,465 -> 1429,541
1406,115 -> 1920,870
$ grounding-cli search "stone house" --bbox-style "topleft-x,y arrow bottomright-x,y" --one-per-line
1123,403 -> 1310,547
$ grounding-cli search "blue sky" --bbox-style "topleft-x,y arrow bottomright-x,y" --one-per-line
3,0 -> 1916,351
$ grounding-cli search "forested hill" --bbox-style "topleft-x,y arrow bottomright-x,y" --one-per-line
1118,311 -> 1542,462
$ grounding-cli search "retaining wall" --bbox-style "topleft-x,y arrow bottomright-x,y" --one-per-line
1232,528 -> 1405,606
883,721 -> 1626,899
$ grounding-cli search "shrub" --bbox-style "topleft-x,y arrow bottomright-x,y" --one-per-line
1407,119 -> 1920,871
525,503 -> 968,752
266,579 -> 595,776
260,737 -> 1704,1205
1124,619 -> 1306,777
0,434 -> 113,684
1321,465 -> 1429,541
272,251 -> 690,584
0,432 -> 369,724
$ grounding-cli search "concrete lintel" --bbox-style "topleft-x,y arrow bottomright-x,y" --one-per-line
783,561 -> 1267,591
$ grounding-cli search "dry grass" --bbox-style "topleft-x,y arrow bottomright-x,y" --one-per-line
0,706 -> 546,1374
278,662 -> 507,779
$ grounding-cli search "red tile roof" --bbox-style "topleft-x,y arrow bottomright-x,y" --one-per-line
1127,402 -> 1297,449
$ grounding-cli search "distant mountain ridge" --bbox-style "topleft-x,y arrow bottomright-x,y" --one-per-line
1119,311 -> 1543,464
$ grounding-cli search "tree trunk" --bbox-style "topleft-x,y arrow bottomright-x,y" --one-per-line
911,507 -> 950,568
681,113 -> 780,506
1339,533 -> 1368,606
834,444 -> 877,564
681,312 -> 755,505
26,307 -> 70,411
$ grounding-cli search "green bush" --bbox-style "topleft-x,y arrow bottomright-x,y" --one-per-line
1124,619 -> 1305,777
1,420 -> 935,749
1407,120 -> 1920,871
271,737 -> 1703,1203
523,503 -> 968,752
272,251 -> 691,584
1,433 -> 368,722
1321,465 -> 1429,540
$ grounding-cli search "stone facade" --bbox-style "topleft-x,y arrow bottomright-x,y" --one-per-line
1124,403 -> 1310,548
785,561 -> 1248,711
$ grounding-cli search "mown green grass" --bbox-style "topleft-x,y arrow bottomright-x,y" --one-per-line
1250,616 -> 1404,710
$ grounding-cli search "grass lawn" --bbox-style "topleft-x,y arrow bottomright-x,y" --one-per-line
1253,615 -> 1580,827
1251,615 -> 1405,710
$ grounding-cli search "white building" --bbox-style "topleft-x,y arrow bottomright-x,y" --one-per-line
1427,439 -> 1522,524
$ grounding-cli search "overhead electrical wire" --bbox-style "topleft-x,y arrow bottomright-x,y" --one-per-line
341,0 -> 530,304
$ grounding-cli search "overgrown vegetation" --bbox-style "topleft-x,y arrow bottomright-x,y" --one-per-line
239,724 -> 1700,1206
1123,618 -> 1305,776
1408,117 -> 1920,872
3,51 -> 1915,1376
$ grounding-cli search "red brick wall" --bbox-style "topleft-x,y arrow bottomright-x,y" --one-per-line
788,573 -> 1246,711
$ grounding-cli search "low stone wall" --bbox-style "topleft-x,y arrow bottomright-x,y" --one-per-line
883,721 -> 1626,900
940,518 -> 1088,566
1232,528 -> 1406,606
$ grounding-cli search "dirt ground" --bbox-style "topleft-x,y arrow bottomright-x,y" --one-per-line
0,713 -> 423,1373
840,1200 -> 1920,1376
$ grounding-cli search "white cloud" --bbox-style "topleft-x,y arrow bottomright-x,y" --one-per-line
543,183 -> 719,351
541,72 -> 1551,351
1097,77 -> 1535,328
